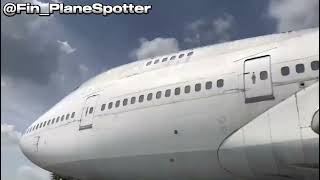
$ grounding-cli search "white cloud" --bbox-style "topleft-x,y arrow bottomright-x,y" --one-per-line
130,37 -> 180,60
57,40 -> 76,54
268,0 -> 319,32
184,13 -> 235,46
16,165 -> 51,180
1,123 -> 21,146
51,0 -> 62,3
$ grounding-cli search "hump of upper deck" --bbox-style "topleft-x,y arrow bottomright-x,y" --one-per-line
79,27 -> 319,89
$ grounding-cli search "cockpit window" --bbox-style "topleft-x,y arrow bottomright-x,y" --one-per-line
66,114 -> 70,120
61,115 -> 65,121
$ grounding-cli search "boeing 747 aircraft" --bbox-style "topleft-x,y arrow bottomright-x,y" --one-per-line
20,27 -> 319,180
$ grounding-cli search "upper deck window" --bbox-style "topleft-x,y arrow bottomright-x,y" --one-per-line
184,85 -> 191,93
162,57 -> 168,62
147,93 -> 153,101
108,102 -> 113,109
187,51 -> 194,56
179,54 -> 185,58
165,89 -> 171,97
131,97 -> 136,104
101,104 -> 106,111
139,95 -> 144,103
115,100 -> 120,108
195,83 -> 201,92
123,98 -> 128,106
205,81 -> 212,89
296,64 -> 305,73
175,87 -> 181,95
170,56 -> 176,60
156,91 -> 162,99
311,61 -> 319,70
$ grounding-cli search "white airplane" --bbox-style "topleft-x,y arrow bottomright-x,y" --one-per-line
20,27 -> 319,180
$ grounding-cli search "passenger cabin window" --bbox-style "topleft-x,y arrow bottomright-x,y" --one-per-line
48,120 -> 51,125
206,81 -> 212,90
71,112 -> 75,118
296,64 -> 305,73
260,71 -> 268,80
115,100 -> 120,108
156,91 -> 162,99
66,114 -> 70,120
108,102 -> 113,109
36,124 -> 39,129
311,61 -> 319,70
61,115 -> 65,121
170,56 -> 176,60
165,89 -> 171,97
101,104 -> 106,111
43,121 -> 47,127
139,95 -> 144,103
56,117 -> 60,123
146,61 -> 152,66
52,118 -> 55,124
154,59 -> 159,64
147,93 -> 153,101
40,122 -> 43,128
195,83 -> 201,92
179,54 -> 184,58
217,79 -> 224,88
185,85 -> 191,93
131,97 -> 136,104
175,87 -> 181,95
281,66 -> 290,76
123,98 -> 128,106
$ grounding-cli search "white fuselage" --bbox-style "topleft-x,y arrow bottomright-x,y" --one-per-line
20,28 -> 319,180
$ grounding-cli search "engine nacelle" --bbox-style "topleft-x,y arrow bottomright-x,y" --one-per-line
218,82 -> 319,180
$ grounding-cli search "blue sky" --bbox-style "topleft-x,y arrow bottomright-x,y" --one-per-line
1,0 -> 319,179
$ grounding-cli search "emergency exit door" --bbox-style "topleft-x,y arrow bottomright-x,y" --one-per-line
79,94 -> 99,130
244,55 -> 274,103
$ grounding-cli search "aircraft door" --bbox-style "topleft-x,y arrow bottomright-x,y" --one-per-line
243,55 -> 274,103
79,94 -> 99,130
